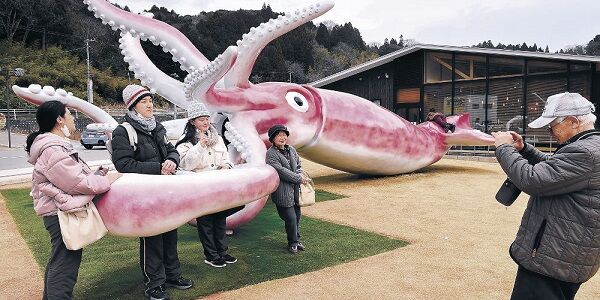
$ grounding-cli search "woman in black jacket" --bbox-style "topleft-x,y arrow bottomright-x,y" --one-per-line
265,124 -> 309,254
111,84 -> 192,300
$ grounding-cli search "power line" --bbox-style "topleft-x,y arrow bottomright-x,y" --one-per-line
0,46 -> 88,62
9,24 -> 102,40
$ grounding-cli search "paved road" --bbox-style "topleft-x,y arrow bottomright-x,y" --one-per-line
0,130 -> 111,170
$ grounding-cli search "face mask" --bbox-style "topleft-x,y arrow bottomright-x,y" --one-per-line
60,124 -> 71,137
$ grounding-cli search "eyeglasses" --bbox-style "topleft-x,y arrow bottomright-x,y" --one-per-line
547,117 -> 565,133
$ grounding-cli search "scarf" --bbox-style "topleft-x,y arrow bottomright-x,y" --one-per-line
127,110 -> 157,132
196,125 -> 219,148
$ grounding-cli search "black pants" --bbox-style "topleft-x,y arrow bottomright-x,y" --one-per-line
196,212 -> 228,261
140,229 -> 182,291
510,266 -> 581,300
43,215 -> 82,300
276,204 -> 301,246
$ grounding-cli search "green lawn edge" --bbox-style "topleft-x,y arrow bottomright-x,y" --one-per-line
2,188 -> 407,300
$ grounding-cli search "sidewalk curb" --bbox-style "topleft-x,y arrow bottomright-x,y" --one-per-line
0,160 -> 113,186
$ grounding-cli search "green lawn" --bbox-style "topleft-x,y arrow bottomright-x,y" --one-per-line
2,188 -> 407,300
315,189 -> 346,202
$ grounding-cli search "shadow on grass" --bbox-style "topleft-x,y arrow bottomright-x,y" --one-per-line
2,188 -> 406,300
312,162 -> 497,188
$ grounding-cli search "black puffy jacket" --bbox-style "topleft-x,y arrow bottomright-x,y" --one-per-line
111,114 -> 179,174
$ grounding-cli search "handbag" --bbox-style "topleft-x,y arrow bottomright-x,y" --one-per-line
57,201 -> 108,250
495,178 -> 522,206
299,171 -> 316,207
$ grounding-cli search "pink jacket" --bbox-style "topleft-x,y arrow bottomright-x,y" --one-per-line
27,133 -> 111,216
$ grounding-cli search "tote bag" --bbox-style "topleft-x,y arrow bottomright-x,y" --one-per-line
300,182 -> 315,207
299,171 -> 316,207
57,201 -> 108,250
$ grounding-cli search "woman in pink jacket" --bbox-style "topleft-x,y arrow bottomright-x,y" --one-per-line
25,100 -> 121,300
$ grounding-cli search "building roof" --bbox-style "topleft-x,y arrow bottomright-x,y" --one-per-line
310,44 -> 600,88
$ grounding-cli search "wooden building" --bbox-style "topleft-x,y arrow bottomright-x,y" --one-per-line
310,44 -> 600,139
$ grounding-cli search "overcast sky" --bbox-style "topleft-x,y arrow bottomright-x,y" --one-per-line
111,0 -> 600,52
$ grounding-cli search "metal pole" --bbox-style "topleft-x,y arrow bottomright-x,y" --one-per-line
85,37 -> 95,103
7,123 -> 11,148
4,69 -> 9,114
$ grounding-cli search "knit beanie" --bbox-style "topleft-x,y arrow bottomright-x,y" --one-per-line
122,84 -> 152,110
187,101 -> 211,120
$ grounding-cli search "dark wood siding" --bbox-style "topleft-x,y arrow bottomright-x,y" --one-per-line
324,64 -> 395,110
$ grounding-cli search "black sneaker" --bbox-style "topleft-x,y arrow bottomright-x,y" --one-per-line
222,254 -> 237,264
289,245 -> 298,254
297,242 -> 306,251
165,276 -> 193,290
145,285 -> 170,300
204,257 -> 227,267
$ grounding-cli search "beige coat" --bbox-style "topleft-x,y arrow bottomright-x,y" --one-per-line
177,130 -> 232,172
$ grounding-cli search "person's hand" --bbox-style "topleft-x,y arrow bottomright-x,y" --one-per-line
199,136 -> 209,147
509,131 -> 525,151
491,131 -> 515,148
107,172 -> 122,184
217,163 -> 231,170
161,160 -> 177,175
300,174 -> 310,184
95,166 -> 109,176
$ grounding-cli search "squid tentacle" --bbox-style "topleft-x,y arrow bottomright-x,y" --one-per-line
119,33 -> 188,108
185,46 -> 238,103
224,0 -> 334,88
86,0 -> 209,72
12,85 -> 117,126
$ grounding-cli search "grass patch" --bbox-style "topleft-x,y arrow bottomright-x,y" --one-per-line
3,188 -> 406,299
315,189 -> 346,202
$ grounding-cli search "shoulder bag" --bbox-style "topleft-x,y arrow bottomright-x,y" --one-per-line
57,201 -> 108,250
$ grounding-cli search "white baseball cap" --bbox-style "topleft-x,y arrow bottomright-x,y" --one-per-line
528,92 -> 595,128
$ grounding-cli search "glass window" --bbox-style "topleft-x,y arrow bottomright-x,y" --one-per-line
424,52 -> 452,83
455,55 -> 486,81
569,73 -> 592,101
571,63 -> 591,72
526,76 -> 567,139
489,57 -> 524,78
528,60 -> 567,75
454,82 -> 486,124
489,79 -> 524,134
396,88 -> 420,103
424,83 -> 452,115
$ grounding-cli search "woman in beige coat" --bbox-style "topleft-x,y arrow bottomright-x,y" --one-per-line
176,102 -> 236,268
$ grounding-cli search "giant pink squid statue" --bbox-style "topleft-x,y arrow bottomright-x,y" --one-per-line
12,0 -> 494,237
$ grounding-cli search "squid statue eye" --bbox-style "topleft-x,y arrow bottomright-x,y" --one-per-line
285,91 -> 309,112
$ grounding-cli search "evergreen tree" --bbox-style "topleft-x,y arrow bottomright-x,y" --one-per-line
585,35 -> 600,56
315,23 -> 331,49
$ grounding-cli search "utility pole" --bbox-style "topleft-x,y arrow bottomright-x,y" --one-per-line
3,68 -> 9,114
85,35 -> 96,103
42,27 -> 46,50
289,71 -> 292,83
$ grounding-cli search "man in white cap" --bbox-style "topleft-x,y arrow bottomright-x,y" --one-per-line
492,92 -> 600,299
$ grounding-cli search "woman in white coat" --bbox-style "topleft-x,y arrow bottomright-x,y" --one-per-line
176,101 -> 237,268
